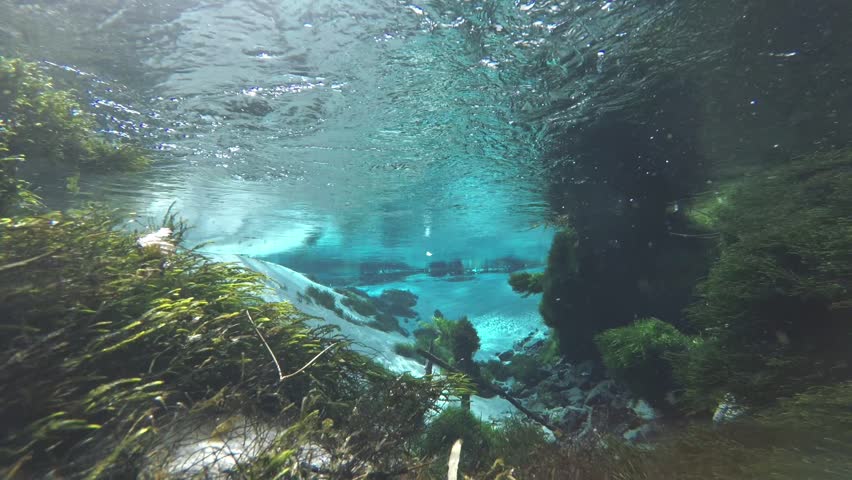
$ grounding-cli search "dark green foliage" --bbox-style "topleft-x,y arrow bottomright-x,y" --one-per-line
493,384 -> 852,480
480,355 -> 543,386
305,285 -> 337,311
538,229 -> 594,359
481,360 -> 512,382
396,316 -> 481,371
0,142 -> 29,215
678,150 -> 852,408
629,382 -> 852,479
505,353 -> 549,385
419,407 -> 496,474
595,318 -> 690,405
419,409 -> 551,478
431,316 -> 481,373
394,342 -> 420,359
508,271 -> 544,297
449,317 -> 480,365
0,209 -> 348,476
245,373 -> 474,479
489,416 -> 550,471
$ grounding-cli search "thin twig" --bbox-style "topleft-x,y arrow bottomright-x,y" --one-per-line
280,342 -> 339,380
246,310 -> 340,382
0,249 -> 58,272
246,310 -> 284,381
668,231 -> 720,239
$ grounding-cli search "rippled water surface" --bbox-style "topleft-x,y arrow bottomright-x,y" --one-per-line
2,0 -> 850,277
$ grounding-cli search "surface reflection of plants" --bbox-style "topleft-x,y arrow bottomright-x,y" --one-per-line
0,57 -> 148,171
508,271 -> 543,297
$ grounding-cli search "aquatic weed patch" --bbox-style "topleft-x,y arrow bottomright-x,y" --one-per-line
0,209 -> 470,478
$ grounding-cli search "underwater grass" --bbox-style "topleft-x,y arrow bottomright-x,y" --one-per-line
0,208 -> 476,478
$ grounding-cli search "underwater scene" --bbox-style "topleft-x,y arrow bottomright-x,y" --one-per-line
1,0 -> 851,478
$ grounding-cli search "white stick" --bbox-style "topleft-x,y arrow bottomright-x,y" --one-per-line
447,439 -> 463,480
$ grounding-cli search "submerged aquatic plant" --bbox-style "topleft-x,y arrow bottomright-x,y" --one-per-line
0,207 -> 476,478
595,318 -> 691,406
678,149 -> 852,408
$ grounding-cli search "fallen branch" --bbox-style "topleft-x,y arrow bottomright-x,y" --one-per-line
0,249 -> 58,272
416,349 -> 562,436
280,342 -> 339,380
668,231 -> 720,239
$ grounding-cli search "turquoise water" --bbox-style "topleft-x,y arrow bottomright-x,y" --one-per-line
4,1 -> 850,278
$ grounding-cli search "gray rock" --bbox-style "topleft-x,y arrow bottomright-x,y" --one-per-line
561,386 -> 585,405
575,360 -> 595,377
497,350 -> 514,361
629,398 -> 658,421
547,405 -> 589,432
584,380 -> 616,406
622,423 -> 656,442
713,393 -> 746,424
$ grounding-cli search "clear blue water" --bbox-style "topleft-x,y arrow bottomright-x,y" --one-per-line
5,1 -> 849,283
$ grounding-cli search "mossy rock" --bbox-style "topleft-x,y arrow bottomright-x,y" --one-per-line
596,318 -> 691,405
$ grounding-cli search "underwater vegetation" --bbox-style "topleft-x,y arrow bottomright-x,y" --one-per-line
675,149 -> 852,409
502,146 -> 852,478
515,149 -> 852,414
513,382 -> 852,480
395,313 -> 481,373
595,318 -> 690,407
0,59 -> 487,478
0,202 -> 494,478
511,228 -> 613,361
419,408 -> 549,477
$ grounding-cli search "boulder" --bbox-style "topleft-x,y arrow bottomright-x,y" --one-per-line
497,350 -> 514,361
584,380 -> 617,406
